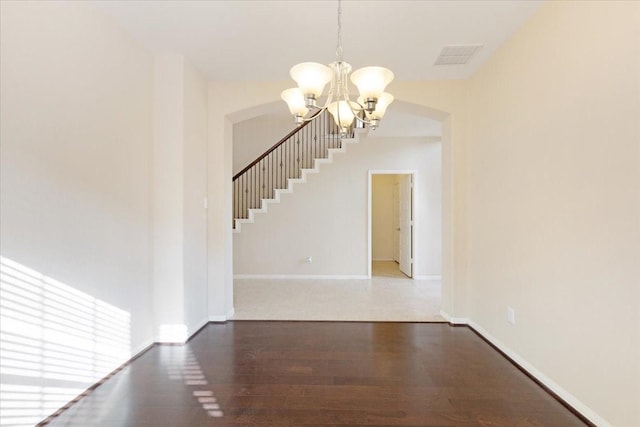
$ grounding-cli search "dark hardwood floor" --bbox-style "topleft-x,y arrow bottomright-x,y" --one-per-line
47,322 -> 587,426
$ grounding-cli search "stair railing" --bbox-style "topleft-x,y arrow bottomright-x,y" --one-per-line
233,110 -> 354,223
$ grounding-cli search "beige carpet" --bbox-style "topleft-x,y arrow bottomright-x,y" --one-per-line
232,261 -> 443,322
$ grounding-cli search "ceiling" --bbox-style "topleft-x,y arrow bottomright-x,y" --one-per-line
94,0 -> 542,81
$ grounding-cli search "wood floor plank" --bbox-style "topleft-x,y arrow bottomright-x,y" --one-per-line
45,322 -> 589,426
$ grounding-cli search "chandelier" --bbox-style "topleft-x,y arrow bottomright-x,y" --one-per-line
281,0 -> 394,134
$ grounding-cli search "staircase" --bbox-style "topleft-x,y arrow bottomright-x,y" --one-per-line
233,110 -> 356,232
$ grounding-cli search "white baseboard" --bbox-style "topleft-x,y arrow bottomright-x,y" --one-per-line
188,318 -> 209,339
439,310 -> 469,325
437,312 -> 608,425
468,320 -> 610,427
234,274 -> 369,280
415,275 -> 442,280
208,307 -> 235,322
155,324 -> 189,344
131,338 -> 155,358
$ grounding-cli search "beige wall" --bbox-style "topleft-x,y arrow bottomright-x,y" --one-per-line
465,1 -> 640,426
390,87 -> 469,319
372,174 -> 396,261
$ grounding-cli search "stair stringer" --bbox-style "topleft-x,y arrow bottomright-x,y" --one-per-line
233,136 -> 360,233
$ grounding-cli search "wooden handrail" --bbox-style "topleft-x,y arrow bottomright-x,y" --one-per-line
232,109 -> 323,181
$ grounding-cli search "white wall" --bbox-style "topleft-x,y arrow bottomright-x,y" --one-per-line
233,112 -> 296,176
371,174 -> 396,261
0,1 -> 154,424
207,83 -> 297,321
234,135 -> 442,277
465,1 -> 640,426
182,59 -> 209,336
153,54 -> 209,342
152,54 -> 185,341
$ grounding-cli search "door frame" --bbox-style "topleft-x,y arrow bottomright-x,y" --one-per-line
367,170 -> 417,279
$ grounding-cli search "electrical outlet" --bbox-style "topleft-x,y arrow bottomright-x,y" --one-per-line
507,307 -> 515,325
306,256 -> 312,264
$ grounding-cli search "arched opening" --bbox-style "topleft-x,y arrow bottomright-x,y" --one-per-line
224,98 -> 453,321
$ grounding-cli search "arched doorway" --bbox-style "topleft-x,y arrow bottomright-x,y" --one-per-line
227,102 -> 446,320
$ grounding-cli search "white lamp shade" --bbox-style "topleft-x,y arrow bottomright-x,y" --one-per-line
327,101 -> 358,129
281,88 -> 309,117
359,92 -> 394,119
350,66 -> 394,100
289,62 -> 332,98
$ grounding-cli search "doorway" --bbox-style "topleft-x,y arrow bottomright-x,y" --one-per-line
369,171 -> 415,279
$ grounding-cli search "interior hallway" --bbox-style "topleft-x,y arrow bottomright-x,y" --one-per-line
232,262 -> 442,322
371,260 -> 411,279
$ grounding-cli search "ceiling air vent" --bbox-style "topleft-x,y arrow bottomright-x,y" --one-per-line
434,45 -> 483,66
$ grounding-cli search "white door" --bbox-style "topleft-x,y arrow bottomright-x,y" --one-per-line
398,174 -> 413,277
392,176 -> 400,263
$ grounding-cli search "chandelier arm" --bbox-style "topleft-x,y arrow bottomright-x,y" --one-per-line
353,112 -> 372,125
337,64 -> 350,107
337,64 -> 373,125
298,107 -> 328,123
319,74 -> 337,110
340,63 -> 352,103
339,59 -> 355,129
347,88 -> 371,123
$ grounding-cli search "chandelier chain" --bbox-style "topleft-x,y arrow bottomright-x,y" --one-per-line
335,0 -> 343,61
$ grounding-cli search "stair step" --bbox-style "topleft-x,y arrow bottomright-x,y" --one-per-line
232,108 -> 361,230
232,138 -> 360,233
